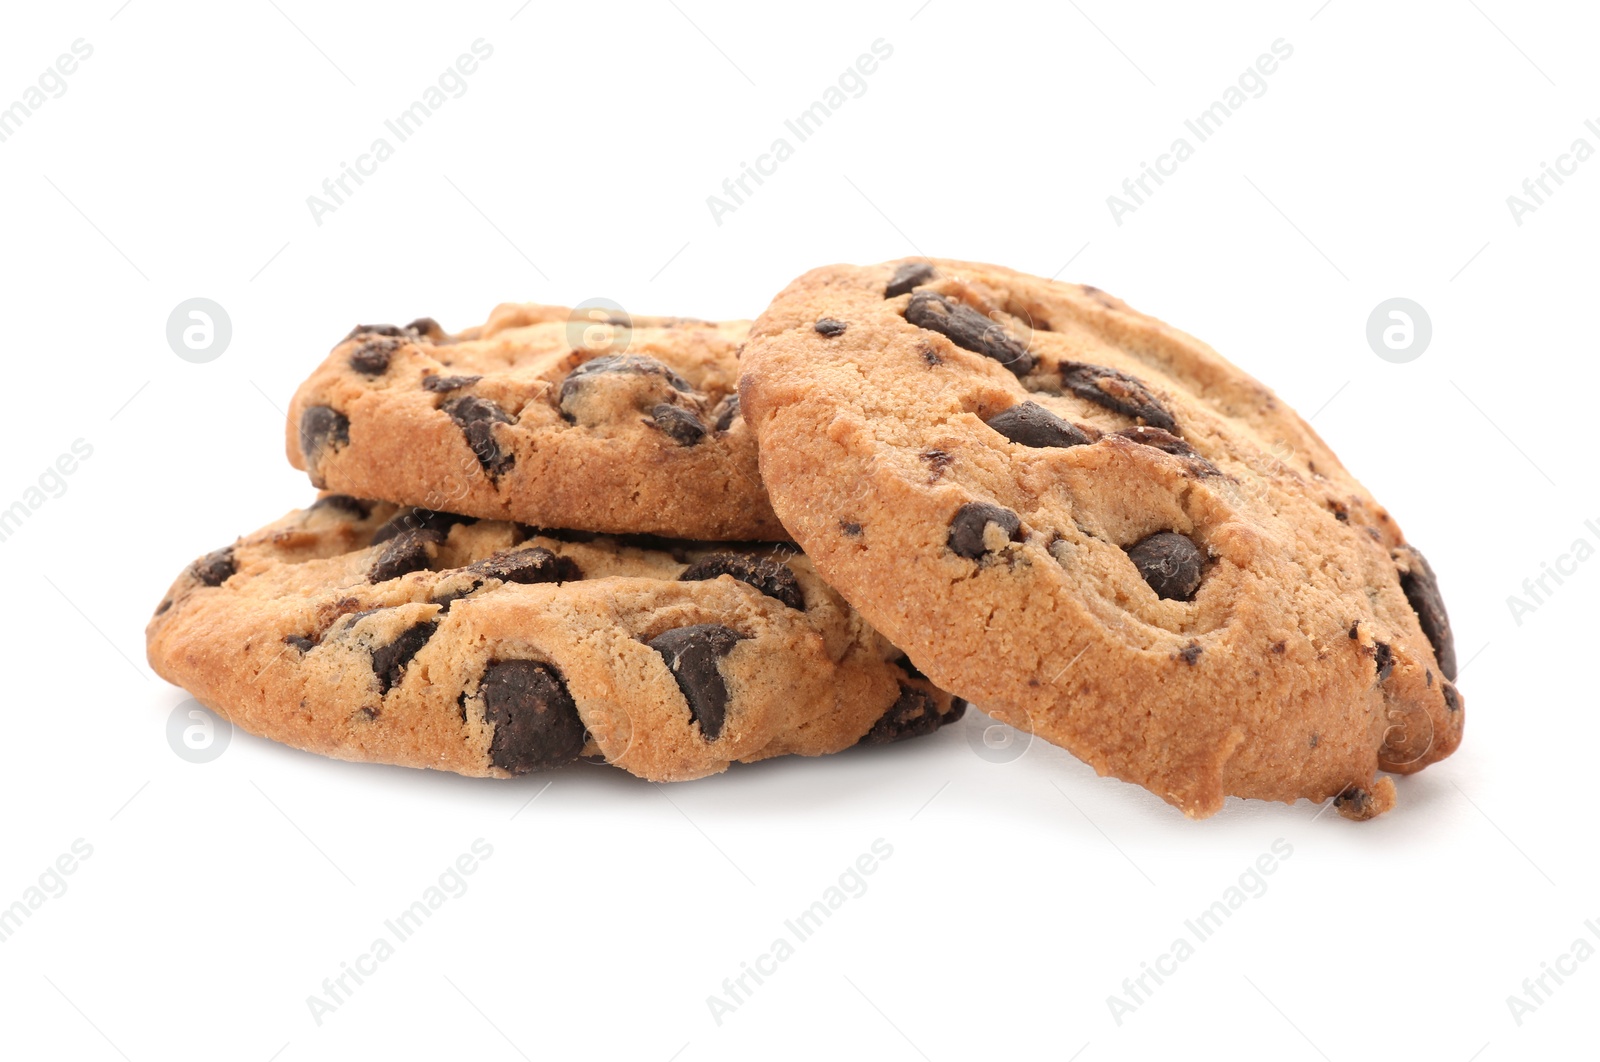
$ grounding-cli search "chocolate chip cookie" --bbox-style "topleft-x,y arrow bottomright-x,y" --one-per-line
739,258 -> 1462,819
287,305 -> 782,540
146,496 -> 961,780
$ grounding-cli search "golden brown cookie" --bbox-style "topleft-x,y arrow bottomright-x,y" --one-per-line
739,258 -> 1462,819
146,496 -> 961,781
286,305 -> 782,540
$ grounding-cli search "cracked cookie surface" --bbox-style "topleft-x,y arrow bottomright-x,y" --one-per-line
286,305 -> 781,540
739,258 -> 1463,818
146,496 -> 960,781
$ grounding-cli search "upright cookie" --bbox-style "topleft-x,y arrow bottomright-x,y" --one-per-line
739,258 -> 1463,819
286,305 -> 782,540
146,496 -> 961,781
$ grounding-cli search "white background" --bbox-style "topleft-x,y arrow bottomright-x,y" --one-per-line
1,1 -> 1594,1059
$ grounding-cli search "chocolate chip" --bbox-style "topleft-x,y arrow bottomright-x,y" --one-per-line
343,323 -> 405,342
948,502 -> 1022,560
1112,426 -> 1218,474
349,337 -> 400,375
370,507 -> 476,544
649,404 -> 706,446
986,402 -> 1091,448
1112,426 -> 1193,457
1177,642 -> 1203,665
558,354 -> 693,408
1395,545 -> 1456,681
1373,640 -> 1394,683
921,449 -> 954,480
299,406 -> 350,468
857,685 -> 952,745
310,494 -> 373,520
479,660 -> 587,773
885,261 -> 936,298
679,553 -> 803,609
405,317 -> 442,339
371,621 -> 438,694
1125,532 -> 1203,600
712,394 -> 741,431
192,547 -> 236,587
1060,362 -> 1176,432
467,547 -> 582,585
518,525 -> 601,545
1442,682 -> 1461,712
443,395 -> 516,478
1334,786 -> 1373,819
421,374 -> 481,393
435,550 -> 581,610
368,528 -> 443,583
284,634 -> 315,652
840,521 -> 863,536
904,291 -> 1035,376
649,625 -> 743,741
814,318 -> 848,337
155,599 -> 172,615
893,652 -> 928,682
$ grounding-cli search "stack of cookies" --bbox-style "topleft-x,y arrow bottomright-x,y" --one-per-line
147,260 -> 1463,820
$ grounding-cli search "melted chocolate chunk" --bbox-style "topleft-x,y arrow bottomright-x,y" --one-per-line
1395,545 -> 1456,680
885,261 -> 936,298
1060,362 -> 1176,432
904,291 -> 1035,376
421,374 -> 481,393
921,449 -> 954,480
368,529 -> 443,583
1177,642 -> 1203,665
1125,532 -> 1203,601
405,317 -> 442,339
558,354 -> 693,407
343,323 -> 406,342
370,507 -> 476,544
948,502 -> 1022,560
649,625 -> 743,741
349,337 -> 400,375
193,547 -> 236,587
1442,682 -> 1461,712
371,621 -> 438,694
1112,426 -> 1218,474
893,653 -> 928,681
443,395 -> 516,478
1373,640 -> 1394,683
649,404 -> 706,446
299,406 -> 350,467
986,402 -> 1091,448
310,494 -> 373,519
712,394 -> 741,432
679,553 -> 803,609
479,660 -> 587,773
284,634 -> 315,652
466,547 -> 582,585
814,318 -> 848,337
1334,786 -> 1374,819
858,685 -> 952,745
